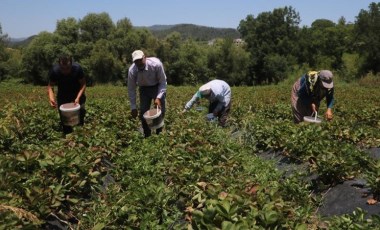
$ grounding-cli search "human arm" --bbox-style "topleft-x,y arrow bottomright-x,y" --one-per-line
74,77 -> 86,105
127,69 -> 138,118
127,69 -> 138,110
155,62 -> 167,102
47,67 -> 57,108
325,88 -> 334,120
47,81 -> 57,108
184,92 -> 201,111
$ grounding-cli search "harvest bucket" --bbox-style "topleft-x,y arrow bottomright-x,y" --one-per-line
59,103 -> 80,126
143,107 -> 164,130
304,111 -> 322,123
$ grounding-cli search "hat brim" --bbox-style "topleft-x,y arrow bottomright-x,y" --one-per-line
132,56 -> 144,62
322,81 -> 333,89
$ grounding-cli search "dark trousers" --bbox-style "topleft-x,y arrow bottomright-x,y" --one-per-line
139,85 -> 166,138
209,101 -> 231,127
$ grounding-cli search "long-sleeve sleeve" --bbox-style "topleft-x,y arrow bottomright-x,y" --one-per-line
185,92 -> 200,110
326,88 -> 334,108
156,63 -> 167,100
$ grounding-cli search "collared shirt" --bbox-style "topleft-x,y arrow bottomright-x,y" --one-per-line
127,57 -> 167,110
185,79 -> 231,113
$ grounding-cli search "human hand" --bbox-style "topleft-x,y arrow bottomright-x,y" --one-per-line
181,109 -> 187,114
131,109 -> 138,119
49,98 -> 57,108
74,98 -> 80,105
325,108 -> 333,121
154,98 -> 161,108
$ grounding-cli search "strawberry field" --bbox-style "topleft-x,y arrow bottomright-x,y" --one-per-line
1,80 -> 379,229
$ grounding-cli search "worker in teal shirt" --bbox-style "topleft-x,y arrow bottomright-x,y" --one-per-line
183,79 -> 231,127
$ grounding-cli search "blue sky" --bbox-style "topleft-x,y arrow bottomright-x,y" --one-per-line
0,0 -> 376,38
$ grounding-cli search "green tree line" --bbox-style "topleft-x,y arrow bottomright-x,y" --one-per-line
0,2 -> 379,85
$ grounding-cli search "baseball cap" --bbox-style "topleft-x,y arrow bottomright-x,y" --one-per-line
319,70 -> 334,89
132,50 -> 144,62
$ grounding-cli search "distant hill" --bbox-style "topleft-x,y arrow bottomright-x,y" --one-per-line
8,36 -> 36,48
143,24 -> 241,41
7,24 -> 240,48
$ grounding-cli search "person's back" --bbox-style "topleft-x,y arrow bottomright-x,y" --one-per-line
183,79 -> 232,127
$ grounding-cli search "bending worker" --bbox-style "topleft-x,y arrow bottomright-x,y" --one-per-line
183,79 -> 231,127
291,70 -> 335,123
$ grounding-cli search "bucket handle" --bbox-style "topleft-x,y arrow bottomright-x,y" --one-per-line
311,111 -> 318,121
154,104 -> 161,111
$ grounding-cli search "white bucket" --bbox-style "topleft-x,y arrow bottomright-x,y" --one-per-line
59,103 -> 80,126
304,111 -> 322,123
143,107 -> 164,130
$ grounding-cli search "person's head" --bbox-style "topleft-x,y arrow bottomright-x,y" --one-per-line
318,70 -> 334,89
132,50 -> 146,70
198,84 -> 212,98
58,54 -> 73,75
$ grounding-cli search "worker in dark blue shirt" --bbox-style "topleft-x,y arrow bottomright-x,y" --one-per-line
47,54 -> 86,134
291,70 -> 334,123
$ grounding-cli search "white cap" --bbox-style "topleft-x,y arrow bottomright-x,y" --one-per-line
198,84 -> 212,97
132,50 -> 144,62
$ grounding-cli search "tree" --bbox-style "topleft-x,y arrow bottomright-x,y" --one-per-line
297,19 -> 346,70
311,19 -> 335,29
0,23 -> 10,81
22,32 -> 61,84
55,17 -> 79,45
156,32 -> 182,84
110,18 -> 134,60
79,12 -> 115,43
353,2 -> 380,75
238,6 -> 300,85
207,39 -> 250,85
87,39 -> 123,83
167,39 -> 209,85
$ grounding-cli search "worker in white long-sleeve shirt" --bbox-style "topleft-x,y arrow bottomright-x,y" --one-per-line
127,50 -> 167,138
183,79 -> 231,127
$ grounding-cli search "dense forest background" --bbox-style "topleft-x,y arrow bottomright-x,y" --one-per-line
0,3 -> 379,86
